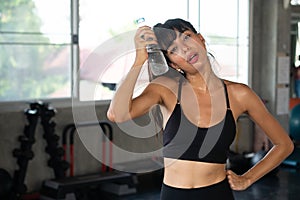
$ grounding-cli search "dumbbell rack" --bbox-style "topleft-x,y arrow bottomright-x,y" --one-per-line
12,101 -> 69,198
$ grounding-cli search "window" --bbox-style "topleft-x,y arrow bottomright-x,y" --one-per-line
0,0 -> 72,102
291,0 -> 300,5
0,0 -> 249,103
198,0 -> 249,84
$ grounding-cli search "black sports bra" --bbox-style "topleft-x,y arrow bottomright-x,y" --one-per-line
163,80 -> 236,164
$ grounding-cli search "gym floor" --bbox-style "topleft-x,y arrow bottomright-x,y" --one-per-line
99,166 -> 300,200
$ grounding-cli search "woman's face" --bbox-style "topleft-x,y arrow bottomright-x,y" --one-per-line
166,30 -> 208,73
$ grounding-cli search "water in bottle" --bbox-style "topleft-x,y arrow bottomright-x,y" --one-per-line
146,44 -> 169,76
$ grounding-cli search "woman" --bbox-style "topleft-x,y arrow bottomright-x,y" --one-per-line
107,18 -> 293,199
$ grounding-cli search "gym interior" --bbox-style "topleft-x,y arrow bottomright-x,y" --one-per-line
0,0 -> 300,199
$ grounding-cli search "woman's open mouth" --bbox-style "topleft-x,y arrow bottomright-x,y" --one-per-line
188,53 -> 199,64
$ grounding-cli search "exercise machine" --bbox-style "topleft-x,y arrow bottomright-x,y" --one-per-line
40,121 -> 137,200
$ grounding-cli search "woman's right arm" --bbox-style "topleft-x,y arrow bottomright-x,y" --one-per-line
107,26 -> 161,122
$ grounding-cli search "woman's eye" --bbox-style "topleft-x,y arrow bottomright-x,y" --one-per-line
183,34 -> 191,41
169,47 -> 177,54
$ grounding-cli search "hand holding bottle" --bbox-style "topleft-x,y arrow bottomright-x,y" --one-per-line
134,18 -> 169,76
133,25 -> 157,67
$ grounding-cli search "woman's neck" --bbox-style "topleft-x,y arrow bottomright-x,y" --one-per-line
186,68 -> 220,93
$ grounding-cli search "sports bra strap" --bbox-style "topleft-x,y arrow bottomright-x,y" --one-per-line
222,80 -> 230,109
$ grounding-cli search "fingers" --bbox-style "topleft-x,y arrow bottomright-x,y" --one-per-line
227,170 -> 249,191
137,26 -> 157,41
226,170 -> 238,190
135,26 -> 158,47
226,169 -> 235,176
134,26 -> 158,64
133,26 -> 156,65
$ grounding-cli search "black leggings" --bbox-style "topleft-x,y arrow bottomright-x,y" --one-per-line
160,178 -> 235,200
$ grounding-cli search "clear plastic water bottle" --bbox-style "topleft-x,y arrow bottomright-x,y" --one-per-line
146,44 -> 169,76
134,17 -> 169,76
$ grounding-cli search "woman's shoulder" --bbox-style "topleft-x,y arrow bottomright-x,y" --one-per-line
223,79 -> 252,94
223,79 -> 259,105
222,79 -> 260,116
223,79 -> 265,111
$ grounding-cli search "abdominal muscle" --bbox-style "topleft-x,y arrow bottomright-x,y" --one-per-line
163,157 -> 227,188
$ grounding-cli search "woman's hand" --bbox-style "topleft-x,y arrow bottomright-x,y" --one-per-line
133,26 -> 158,66
226,170 -> 252,191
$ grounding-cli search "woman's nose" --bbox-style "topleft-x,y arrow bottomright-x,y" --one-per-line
182,45 -> 189,52
177,43 -> 189,57
179,42 -> 190,53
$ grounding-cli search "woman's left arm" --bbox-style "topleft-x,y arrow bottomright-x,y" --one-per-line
227,83 -> 294,191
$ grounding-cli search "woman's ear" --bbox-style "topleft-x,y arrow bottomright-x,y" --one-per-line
169,62 -> 178,70
169,63 -> 184,73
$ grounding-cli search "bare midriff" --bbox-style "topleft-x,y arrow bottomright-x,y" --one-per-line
163,158 -> 227,188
